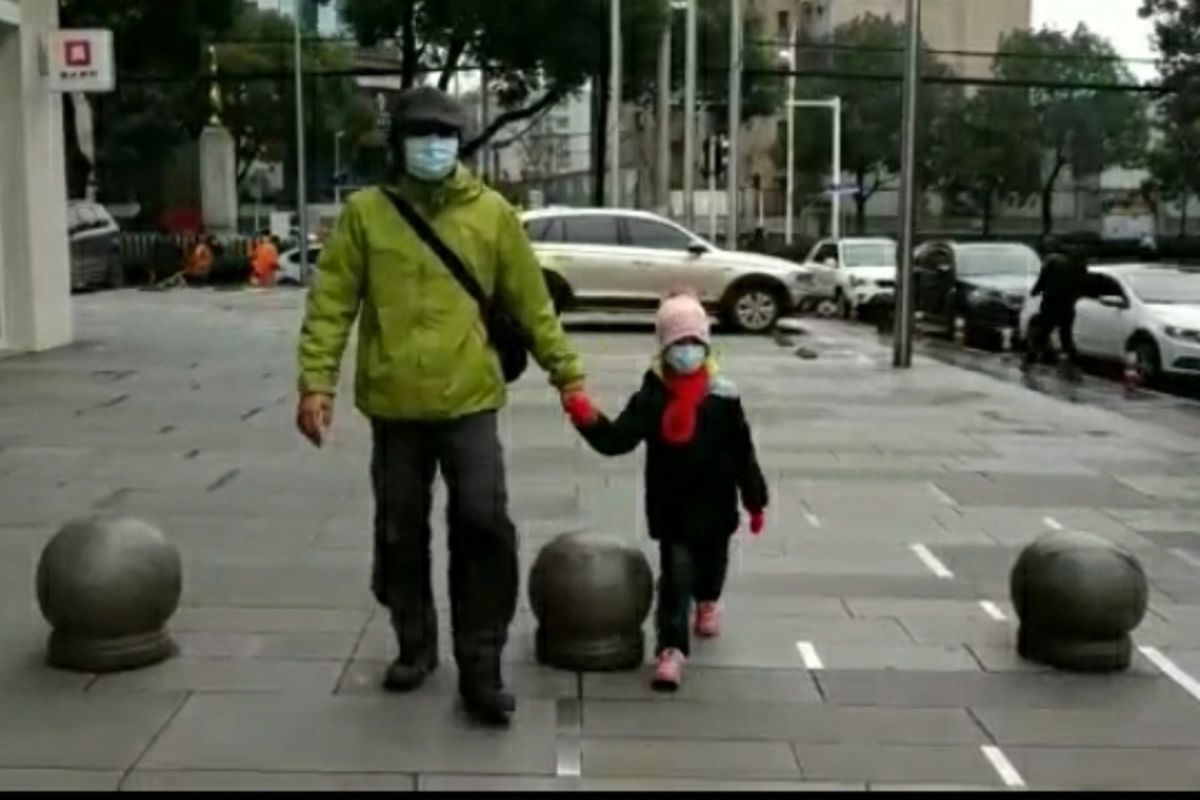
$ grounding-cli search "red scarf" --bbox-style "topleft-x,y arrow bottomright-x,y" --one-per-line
661,369 -> 709,445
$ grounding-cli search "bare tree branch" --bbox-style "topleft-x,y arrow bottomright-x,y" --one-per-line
437,38 -> 468,91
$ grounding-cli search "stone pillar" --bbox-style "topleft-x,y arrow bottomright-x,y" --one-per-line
0,1 -> 72,353
199,124 -> 238,235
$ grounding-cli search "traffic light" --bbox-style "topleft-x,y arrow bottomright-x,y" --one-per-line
702,135 -> 731,181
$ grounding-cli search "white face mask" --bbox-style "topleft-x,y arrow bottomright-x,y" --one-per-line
403,135 -> 460,182
664,343 -> 708,374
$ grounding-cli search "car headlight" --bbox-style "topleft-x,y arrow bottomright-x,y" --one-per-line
968,288 -> 1002,306
1164,325 -> 1200,343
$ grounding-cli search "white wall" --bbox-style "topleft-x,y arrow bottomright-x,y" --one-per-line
0,0 -> 72,352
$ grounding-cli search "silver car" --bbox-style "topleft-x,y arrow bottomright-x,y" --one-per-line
522,208 -> 815,332
67,201 -> 122,291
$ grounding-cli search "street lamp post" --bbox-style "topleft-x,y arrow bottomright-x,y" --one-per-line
726,0 -> 743,249
784,98 -> 842,245
333,130 -> 345,205
682,0 -> 698,229
293,0 -> 310,284
609,0 -> 623,208
893,0 -> 922,369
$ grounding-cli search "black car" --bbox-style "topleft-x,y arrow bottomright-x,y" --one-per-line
913,241 -> 1041,350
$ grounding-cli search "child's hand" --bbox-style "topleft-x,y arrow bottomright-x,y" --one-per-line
562,390 -> 600,427
748,510 -> 765,536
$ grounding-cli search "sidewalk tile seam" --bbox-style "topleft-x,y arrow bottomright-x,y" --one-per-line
118,690 -> 193,789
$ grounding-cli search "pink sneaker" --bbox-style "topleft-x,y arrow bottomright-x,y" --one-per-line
694,602 -> 722,638
652,648 -> 685,692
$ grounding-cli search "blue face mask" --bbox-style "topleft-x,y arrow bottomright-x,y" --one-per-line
664,343 -> 708,375
403,135 -> 459,182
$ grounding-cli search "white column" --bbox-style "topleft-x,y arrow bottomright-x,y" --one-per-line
0,2 -> 72,352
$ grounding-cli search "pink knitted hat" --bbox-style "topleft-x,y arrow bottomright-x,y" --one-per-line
656,292 -> 710,350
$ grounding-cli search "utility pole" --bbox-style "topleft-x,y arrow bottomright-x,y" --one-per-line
608,0 -> 623,207
682,0 -> 698,229
656,20 -> 672,214
293,0 -> 310,283
784,21 -> 797,245
726,0 -> 742,249
893,0 -> 922,369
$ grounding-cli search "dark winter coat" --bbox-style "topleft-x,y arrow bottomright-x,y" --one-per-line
577,369 -> 768,543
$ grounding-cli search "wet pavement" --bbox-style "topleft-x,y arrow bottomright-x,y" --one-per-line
1,292 -> 1200,790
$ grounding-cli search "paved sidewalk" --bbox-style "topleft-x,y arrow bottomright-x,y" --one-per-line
2,290 -> 1200,790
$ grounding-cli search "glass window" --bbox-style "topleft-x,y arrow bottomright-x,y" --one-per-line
813,243 -> 839,264
955,245 -> 1039,278
842,243 -> 897,268
563,215 -> 620,246
624,218 -> 694,250
1125,270 -> 1200,304
523,217 -> 563,243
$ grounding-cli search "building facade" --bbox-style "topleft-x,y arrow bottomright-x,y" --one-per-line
0,0 -> 73,353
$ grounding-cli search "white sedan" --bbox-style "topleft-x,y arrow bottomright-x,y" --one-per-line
1019,264 -> 1200,383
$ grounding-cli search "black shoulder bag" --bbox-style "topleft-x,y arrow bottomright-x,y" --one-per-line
379,188 -> 530,383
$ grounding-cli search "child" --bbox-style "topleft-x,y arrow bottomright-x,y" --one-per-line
563,292 -> 768,691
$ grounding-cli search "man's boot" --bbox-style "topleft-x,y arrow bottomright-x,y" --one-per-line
458,657 -> 515,726
382,650 -> 438,693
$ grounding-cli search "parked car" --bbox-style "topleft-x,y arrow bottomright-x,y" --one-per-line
67,201 -> 122,291
278,245 -> 322,285
1019,264 -> 1200,384
521,208 -> 816,332
802,237 -> 897,319
914,241 -> 1040,350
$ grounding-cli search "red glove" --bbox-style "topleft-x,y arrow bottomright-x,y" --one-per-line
563,391 -> 600,427
748,510 -> 765,536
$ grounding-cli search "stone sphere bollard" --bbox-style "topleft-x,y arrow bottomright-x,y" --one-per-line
36,516 -> 182,673
1010,530 -> 1148,672
529,532 -> 654,671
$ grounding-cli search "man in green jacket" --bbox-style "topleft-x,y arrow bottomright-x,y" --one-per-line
296,87 -> 586,725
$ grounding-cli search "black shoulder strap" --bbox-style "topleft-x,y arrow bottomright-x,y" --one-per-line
378,187 -> 490,312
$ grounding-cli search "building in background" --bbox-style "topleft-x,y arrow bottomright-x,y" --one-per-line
0,0 -> 73,353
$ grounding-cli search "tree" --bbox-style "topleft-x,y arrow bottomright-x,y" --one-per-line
58,0 -> 242,205
1141,0 -> 1200,235
931,88 -> 1041,235
993,25 -> 1149,236
777,14 -> 954,234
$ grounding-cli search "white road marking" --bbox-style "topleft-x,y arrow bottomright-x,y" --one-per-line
910,543 -> 955,579
1139,646 -> 1200,704
796,641 -> 824,670
555,739 -> 582,777
803,511 -> 822,529
928,484 -> 956,506
1171,548 -> 1200,570
979,600 -> 1008,622
855,353 -> 873,367
1042,516 -> 1064,531
981,745 -> 1026,789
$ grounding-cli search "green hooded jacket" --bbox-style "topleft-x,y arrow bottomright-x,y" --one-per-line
297,166 -> 584,420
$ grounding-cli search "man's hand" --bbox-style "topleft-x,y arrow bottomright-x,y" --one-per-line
561,386 -> 599,428
297,392 -> 334,448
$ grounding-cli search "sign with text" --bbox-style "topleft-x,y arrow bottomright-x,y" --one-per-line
46,30 -> 115,93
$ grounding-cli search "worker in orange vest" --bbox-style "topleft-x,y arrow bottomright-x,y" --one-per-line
250,235 -> 280,287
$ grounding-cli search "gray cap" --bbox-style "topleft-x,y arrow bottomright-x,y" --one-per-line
392,86 -> 469,134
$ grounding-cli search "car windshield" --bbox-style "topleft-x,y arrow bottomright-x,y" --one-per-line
842,243 -> 896,268
1125,270 -> 1200,304
956,247 -> 1038,278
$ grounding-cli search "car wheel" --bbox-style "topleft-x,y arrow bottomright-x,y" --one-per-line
729,286 -> 781,333
963,323 -> 1001,352
1130,338 -> 1162,386
543,272 -> 572,315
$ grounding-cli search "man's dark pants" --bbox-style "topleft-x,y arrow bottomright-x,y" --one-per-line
1025,304 -> 1077,367
370,411 -> 518,691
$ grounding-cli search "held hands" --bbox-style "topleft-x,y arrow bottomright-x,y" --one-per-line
748,509 -> 766,536
561,387 -> 600,428
297,392 -> 334,448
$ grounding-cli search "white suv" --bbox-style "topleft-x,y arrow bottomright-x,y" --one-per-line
522,208 -> 815,332
803,237 -> 897,318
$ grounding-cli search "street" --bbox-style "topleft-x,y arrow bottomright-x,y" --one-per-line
2,289 -> 1200,789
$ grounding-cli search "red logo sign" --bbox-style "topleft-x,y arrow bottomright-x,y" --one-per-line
64,40 -> 92,68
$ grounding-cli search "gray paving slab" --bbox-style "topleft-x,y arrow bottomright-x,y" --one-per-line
0,693 -> 185,770
816,670 -> 1193,711
896,616 -> 1016,648
170,630 -> 360,661
338,660 -> 576,699
583,667 -> 822,704
725,573 -> 983,600
139,693 -> 557,774
812,643 -> 983,672
973,706 -> 1200,747
581,701 -> 987,745
966,643 -> 1159,675
88,656 -> 345,693
934,473 -> 1154,509
122,770 -> 417,791
844,598 -> 1015,621
580,738 -> 802,779
1004,747 -> 1200,790
0,770 -> 123,791
793,745 -> 1001,787
417,775 -> 859,791
170,606 -> 370,634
